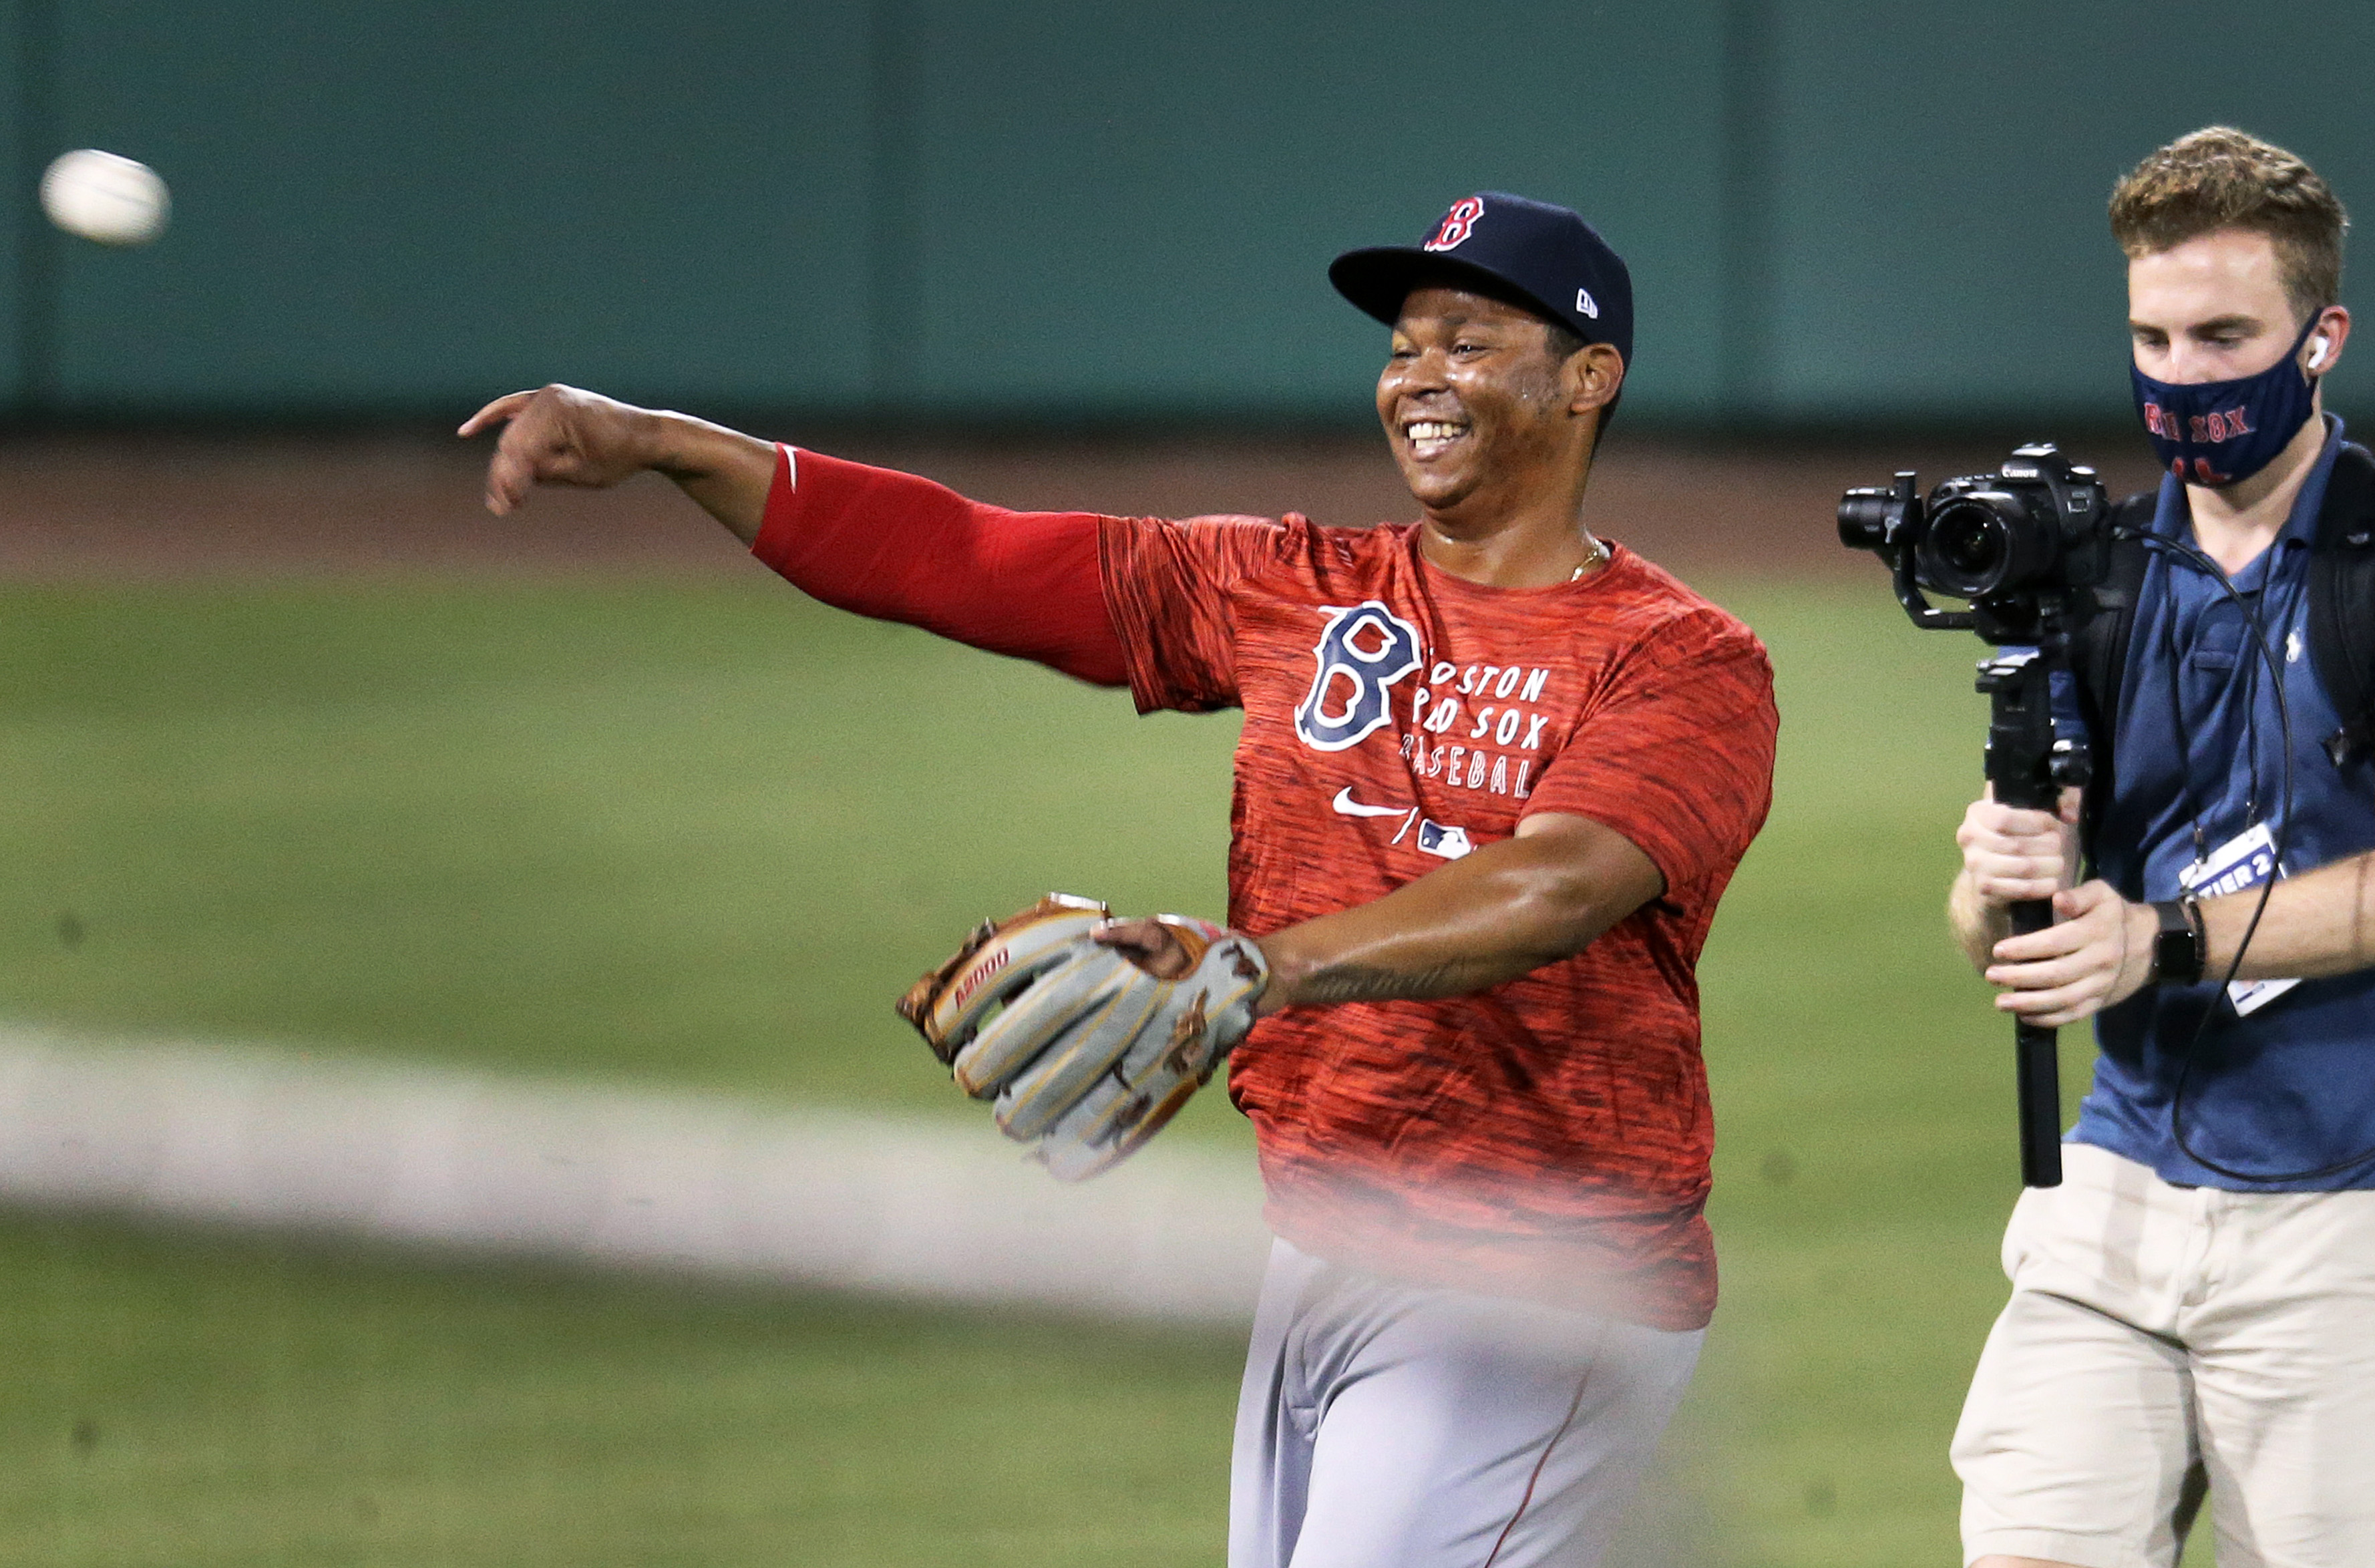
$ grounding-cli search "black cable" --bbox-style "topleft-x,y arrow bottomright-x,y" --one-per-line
2125,528 -> 2375,1182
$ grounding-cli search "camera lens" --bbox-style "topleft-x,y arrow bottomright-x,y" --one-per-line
1920,499 -> 2014,598
1928,504 -> 2008,593
1918,492 -> 2056,599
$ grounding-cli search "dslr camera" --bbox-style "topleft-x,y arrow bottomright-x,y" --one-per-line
1837,442 -> 2113,644
1838,440 -> 2118,1191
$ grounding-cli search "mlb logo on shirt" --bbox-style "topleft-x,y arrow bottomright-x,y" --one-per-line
1417,819 -> 1473,859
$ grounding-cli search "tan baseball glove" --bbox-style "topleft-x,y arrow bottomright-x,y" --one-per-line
897,894 -> 1269,1180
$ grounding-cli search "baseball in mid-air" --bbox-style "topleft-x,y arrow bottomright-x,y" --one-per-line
40,149 -> 170,246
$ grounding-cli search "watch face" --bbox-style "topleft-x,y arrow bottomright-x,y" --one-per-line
2155,902 -> 2203,986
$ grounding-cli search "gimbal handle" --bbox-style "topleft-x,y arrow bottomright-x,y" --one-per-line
2008,903 -> 2066,1188
1977,647 -> 2073,1189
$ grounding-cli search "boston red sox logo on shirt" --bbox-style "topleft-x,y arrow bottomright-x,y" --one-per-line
1295,602 -> 1423,751
1423,196 -> 1486,252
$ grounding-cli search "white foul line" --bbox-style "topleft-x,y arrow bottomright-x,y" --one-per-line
0,1025 -> 1272,1325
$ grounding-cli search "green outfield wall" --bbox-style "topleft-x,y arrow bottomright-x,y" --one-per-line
2,0 -> 2371,427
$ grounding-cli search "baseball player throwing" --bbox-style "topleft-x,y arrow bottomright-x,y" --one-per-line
463,192 -> 1777,1567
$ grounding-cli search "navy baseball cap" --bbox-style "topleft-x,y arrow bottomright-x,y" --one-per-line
1329,192 -> 1633,365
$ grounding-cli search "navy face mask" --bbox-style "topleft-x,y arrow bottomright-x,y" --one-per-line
2131,314 -> 2323,487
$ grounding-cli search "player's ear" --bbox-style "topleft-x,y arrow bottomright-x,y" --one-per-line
1566,342 -> 1624,415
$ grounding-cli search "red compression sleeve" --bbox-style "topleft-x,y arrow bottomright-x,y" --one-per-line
748,445 -> 1129,687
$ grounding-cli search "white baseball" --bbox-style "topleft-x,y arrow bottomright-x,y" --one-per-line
40,149 -> 170,247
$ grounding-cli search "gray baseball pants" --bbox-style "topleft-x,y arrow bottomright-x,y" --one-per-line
1229,1238 -> 1702,1568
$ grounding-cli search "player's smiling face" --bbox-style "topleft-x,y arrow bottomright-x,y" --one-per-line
1378,286 -> 1602,524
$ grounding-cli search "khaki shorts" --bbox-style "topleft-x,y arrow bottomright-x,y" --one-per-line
1952,1141 -> 2375,1568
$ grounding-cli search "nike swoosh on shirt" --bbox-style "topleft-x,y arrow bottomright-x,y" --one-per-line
1330,787 -> 1411,818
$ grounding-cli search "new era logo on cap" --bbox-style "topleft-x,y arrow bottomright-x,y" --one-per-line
1329,191 -> 1634,368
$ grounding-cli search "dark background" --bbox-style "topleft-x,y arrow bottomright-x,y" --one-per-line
3,0 -> 2372,431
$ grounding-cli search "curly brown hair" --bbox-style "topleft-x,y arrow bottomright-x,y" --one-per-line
2109,126 -> 2348,323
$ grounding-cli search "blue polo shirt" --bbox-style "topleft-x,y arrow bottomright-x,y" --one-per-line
2072,417 -> 2375,1188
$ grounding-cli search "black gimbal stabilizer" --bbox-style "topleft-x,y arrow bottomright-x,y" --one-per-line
1838,443 -> 2114,1187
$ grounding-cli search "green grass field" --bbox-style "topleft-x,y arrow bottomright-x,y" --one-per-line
0,574 -> 2137,1565
0,1213 -> 1243,1568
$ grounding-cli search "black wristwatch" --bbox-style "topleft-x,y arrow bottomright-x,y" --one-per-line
2151,898 -> 2205,985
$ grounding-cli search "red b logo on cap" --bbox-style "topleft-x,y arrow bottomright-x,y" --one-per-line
1424,197 -> 1485,252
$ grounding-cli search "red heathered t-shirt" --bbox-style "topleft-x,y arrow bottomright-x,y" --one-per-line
749,451 -> 1777,1332
1097,513 -> 1776,1330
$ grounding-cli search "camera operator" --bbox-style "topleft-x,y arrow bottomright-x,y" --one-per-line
1948,128 -> 2375,1568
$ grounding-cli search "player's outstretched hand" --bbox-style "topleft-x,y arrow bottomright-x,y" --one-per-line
1956,787 -> 2079,907
459,384 -> 664,514
1983,879 -> 2158,1026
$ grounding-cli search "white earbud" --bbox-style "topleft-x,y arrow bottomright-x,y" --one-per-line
2310,334 -> 2332,369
